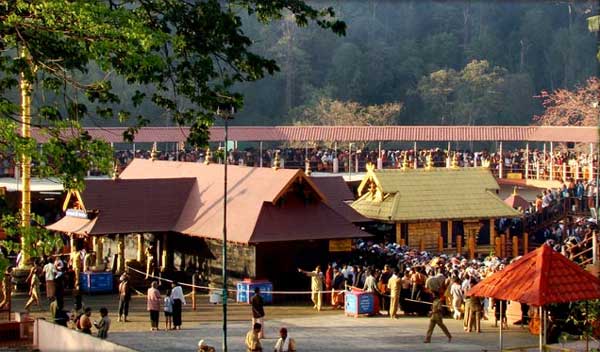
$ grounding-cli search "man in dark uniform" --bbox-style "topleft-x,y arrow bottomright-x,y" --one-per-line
424,296 -> 452,343
251,287 -> 265,339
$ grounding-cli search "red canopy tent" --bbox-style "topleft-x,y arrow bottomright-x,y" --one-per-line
469,244 -> 600,351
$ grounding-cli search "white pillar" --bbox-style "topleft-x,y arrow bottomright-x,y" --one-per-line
499,141 -> 504,179
413,141 -> 418,169
377,141 -> 382,170
259,141 -> 263,168
446,141 -> 451,168
593,231 -> 598,265
333,142 -> 339,173
590,143 -> 595,181
525,143 -> 530,179
550,142 -> 554,181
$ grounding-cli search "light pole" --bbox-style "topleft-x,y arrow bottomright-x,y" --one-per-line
218,104 -> 234,352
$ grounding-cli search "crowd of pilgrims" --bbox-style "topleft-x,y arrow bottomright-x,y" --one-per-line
320,212 -> 597,330
110,145 -> 596,176
0,145 -> 595,181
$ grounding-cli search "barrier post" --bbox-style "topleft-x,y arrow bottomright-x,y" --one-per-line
192,273 -> 197,311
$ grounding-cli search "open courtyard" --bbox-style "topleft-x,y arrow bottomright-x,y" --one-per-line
13,293 -> 545,352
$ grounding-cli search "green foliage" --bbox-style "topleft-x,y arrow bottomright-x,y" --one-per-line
0,213 -> 63,260
0,254 -> 7,280
0,0 -> 346,183
416,60 -> 508,125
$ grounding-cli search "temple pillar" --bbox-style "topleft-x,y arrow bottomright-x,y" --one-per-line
490,218 -> 496,247
447,220 -> 452,249
456,236 -> 463,256
137,234 -> 145,263
93,237 -> 103,268
468,235 -> 476,259
495,237 -> 502,258
161,233 -> 170,271
501,234 -> 507,258
117,234 -> 125,274
523,232 -> 529,255
395,223 -> 402,244
512,236 -> 519,258
437,235 -> 443,253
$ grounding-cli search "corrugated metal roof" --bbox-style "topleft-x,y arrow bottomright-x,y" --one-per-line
351,168 -> 521,222
31,125 -> 598,143
468,244 -> 600,305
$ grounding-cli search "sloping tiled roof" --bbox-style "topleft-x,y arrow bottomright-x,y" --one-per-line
468,244 -> 600,305
251,199 -> 367,242
47,178 -> 195,235
351,168 -> 521,222
117,159 -> 369,243
310,176 -> 370,223
504,193 -> 530,211
31,125 -> 598,143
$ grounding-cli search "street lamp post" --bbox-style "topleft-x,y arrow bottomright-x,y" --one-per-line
219,105 -> 234,352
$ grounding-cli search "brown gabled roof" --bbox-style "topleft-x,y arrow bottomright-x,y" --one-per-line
468,244 -> 600,305
47,178 -> 195,235
310,176 -> 370,223
118,159 -> 369,243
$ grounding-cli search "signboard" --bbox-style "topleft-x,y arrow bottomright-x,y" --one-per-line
329,239 -> 352,252
66,209 -> 89,219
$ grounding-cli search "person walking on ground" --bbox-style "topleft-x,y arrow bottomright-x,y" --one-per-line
25,262 -> 41,310
170,282 -> 186,330
43,258 -> 56,300
53,255 -> 65,307
251,287 -> 265,338
388,268 -> 401,319
273,327 -> 296,352
94,307 -> 111,339
0,266 -> 13,309
450,277 -> 463,320
424,296 -> 452,343
118,273 -> 132,322
245,322 -> 263,352
147,281 -> 161,331
164,289 -> 173,330
298,266 -> 323,311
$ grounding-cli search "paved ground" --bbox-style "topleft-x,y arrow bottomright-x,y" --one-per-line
12,293 -> 542,351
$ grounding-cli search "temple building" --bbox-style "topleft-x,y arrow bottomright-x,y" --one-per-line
47,159 -> 369,290
351,164 -> 521,253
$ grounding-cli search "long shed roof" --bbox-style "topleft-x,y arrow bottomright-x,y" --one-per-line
31,125 -> 598,143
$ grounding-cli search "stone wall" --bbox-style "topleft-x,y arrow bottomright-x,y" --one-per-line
204,239 -> 256,288
407,222 -> 441,251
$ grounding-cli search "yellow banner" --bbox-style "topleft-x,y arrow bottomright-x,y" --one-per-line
329,239 -> 352,252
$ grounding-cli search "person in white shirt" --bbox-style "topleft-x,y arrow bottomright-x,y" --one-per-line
273,327 -> 296,352
43,259 -> 56,299
170,282 -> 186,330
